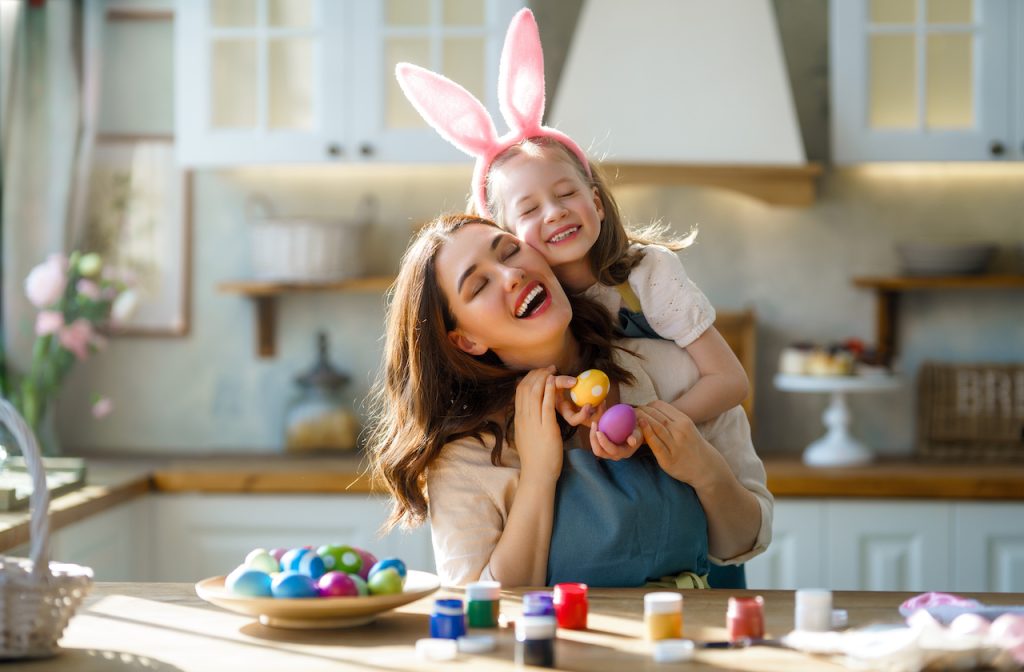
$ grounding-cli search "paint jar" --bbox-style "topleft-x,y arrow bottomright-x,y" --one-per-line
644,592 -> 683,641
466,580 -> 501,628
429,598 -> 467,640
794,589 -> 832,632
553,583 -> 588,630
727,596 -> 765,642
515,614 -> 556,667
523,591 -> 555,617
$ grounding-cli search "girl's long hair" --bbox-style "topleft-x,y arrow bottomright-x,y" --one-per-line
483,137 -> 696,287
364,213 -> 634,531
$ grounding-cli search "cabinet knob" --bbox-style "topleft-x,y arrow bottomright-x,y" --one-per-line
326,143 -> 343,157
359,143 -> 375,157
989,140 -> 1005,157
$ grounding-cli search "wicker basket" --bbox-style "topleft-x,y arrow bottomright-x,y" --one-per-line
0,400 -> 93,659
916,362 -> 1024,462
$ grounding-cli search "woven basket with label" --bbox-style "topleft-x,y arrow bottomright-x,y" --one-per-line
0,400 -> 93,659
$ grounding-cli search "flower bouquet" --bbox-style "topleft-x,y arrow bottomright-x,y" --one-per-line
0,252 -> 135,457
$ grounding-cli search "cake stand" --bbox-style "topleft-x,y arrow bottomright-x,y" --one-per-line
774,374 -> 902,467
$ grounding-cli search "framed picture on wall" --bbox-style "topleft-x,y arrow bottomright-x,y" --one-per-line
77,134 -> 191,336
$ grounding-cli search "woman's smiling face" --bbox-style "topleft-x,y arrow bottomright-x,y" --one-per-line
436,223 -> 572,368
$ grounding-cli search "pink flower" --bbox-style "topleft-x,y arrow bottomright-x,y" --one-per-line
35,310 -> 65,336
91,397 -> 114,419
58,318 -> 95,360
76,278 -> 101,300
24,254 -> 68,308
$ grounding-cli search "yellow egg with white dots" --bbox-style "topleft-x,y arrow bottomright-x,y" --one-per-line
570,369 -> 610,407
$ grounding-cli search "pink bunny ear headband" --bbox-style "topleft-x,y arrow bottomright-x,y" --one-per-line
395,8 -> 591,218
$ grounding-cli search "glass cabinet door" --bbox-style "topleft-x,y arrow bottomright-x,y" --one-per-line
177,0 -> 344,165
348,0 -> 523,163
831,0 -> 1012,162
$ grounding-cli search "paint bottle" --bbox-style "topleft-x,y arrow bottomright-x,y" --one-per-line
466,580 -> 501,628
553,583 -> 588,630
794,589 -> 832,632
644,592 -> 683,641
523,591 -> 555,617
727,596 -> 765,642
515,614 -> 556,667
429,598 -> 467,640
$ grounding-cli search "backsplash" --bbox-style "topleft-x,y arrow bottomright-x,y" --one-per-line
59,164 -> 1024,455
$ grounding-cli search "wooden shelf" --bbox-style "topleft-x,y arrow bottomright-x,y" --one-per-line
605,162 -> 823,206
852,274 -> 1024,366
219,276 -> 395,358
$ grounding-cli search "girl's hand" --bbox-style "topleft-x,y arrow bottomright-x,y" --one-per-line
635,400 -> 710,485
514,366 -> 564,481
589,423 -> 643,461
554,376 -> 596,427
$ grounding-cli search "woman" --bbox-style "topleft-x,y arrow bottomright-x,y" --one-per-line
366,214 -> 772,587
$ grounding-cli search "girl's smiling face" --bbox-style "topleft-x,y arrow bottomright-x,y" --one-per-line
436,223 -> 573,370
490,149 -> 604,271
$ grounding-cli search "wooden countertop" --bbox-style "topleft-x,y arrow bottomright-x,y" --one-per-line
25,583 -> 1024,671
3,454 -> 1022,553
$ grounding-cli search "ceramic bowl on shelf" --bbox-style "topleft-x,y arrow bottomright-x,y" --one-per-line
895,242 -> 997,276
195,569 -> 440,629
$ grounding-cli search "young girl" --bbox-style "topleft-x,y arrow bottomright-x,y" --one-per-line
396,9 -> 748,456
365,214 -> 772,587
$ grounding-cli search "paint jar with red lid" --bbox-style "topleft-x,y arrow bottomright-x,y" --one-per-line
553,583 -> 588,630
727,596 -> 765,642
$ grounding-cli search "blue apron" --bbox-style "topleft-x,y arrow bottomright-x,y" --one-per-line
615,305 -> 748,589
546,441 -> 709,587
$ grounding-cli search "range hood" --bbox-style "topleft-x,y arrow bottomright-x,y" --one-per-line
549,0 -> 820,206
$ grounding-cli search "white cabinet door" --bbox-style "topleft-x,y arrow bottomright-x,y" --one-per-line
826,500 -> 952,591
151,493 -> 433,582
954,502 -> 1024,592
831,0 -> 1013,162
745,499 -> 826,590
49,497 -> 153,582
348,0 -> 521,163
176,0 -> 346,165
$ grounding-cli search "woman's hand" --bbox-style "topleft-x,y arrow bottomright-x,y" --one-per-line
514,366 -> 565,481
554,376 -> 596,427
635,400 -> 711,485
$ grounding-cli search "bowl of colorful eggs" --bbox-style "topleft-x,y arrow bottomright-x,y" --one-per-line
195,544 -> 440,629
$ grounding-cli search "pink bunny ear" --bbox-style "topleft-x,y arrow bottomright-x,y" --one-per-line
498,8 -> 545,134
395,63 -> 499,158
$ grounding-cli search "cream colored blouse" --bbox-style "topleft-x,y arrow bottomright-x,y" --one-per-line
425,337 -> 773,586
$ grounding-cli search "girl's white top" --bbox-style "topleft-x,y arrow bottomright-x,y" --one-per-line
425,338 -> 774,586
582,244 -> 716,348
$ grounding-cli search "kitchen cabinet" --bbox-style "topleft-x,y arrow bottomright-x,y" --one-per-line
149,493 -> 434,582
176,0 -> 522,166
48,497 -> 153,582
745,498 -> 1024,591
831,0 -> 1018,162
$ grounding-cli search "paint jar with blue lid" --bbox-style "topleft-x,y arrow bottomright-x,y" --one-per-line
522,591 -> 554,617
466,581 -> 501,628
430,599 -> 467,640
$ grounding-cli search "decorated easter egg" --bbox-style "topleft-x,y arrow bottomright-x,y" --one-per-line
269,547 -> 288,563
281,548 -> 326,579
367,567 -> 404,595
597,404 -> 637,444
949,613 -> 990,637
226,566 -> 273,597
280,548 -> 307,572
245,548 -> 280,574
355,548 -> 378,580
369,557 -> 407,582
990,613 -> 1024,647
350,574 -> 369,596
317,544 -> 362,574
570,369 -> 610,407
317,571 -> 360,598
271,571 -> 319,599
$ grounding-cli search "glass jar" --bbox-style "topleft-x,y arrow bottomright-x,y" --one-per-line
284,332 -> 359,453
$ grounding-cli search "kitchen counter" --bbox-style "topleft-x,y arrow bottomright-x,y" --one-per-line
22,583 -> 1024,671
2,454 -> 1023,553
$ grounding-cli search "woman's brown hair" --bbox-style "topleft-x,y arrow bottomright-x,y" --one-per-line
483,137 -> 695,287
365,213 -> 634,531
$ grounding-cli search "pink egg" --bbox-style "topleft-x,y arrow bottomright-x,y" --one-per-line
990,613 -> 1024,647
317,571 -> 359,597
269,547 -> 288,563
355,548 -> 378,581
597,404 -> 636,444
